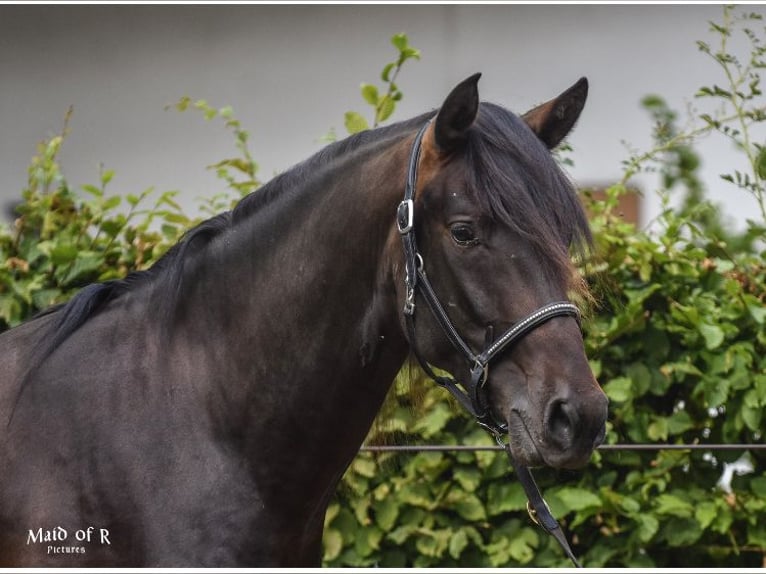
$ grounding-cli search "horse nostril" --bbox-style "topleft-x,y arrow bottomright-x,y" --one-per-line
546,399 -> 580,450
592,423 -> 607,449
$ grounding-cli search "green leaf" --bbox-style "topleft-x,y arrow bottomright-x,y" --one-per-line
742,404 -> 762,430
209,158 -> 255,176
344,111 -> 369,135
100,218 -> 125,239
655,493 -> 693,517
667,410 -> 694,435
603,376 -> 633,402
415,528 -> 451,558
351,496 -> 370,525
551,487 -> 602,513
453,467 -> 481,492
508,528 -> 538,563
61,251 -> 104,286
451,492 -> 486,521
324,502 -> 339,529
694,501 -> 718,529
373,497 -> 399,531
100,168 -> 115,186
102,195 -> 121,211
647,417 -> 668,441
391,33 -> 408,52
448,528 -> 468,559
160,212 -> 191,225
161,223 -> 180,239
626,362 -> 652,396
81,184 -> 103,198
756,145 -> 766,179
323,528 -> 343,561
351,457 -> 376,478
397,482 -> 434,509
487,481 -> 527,515
157,192 -> 182,211
388,524 -> 415,545
746,298 -> 766,324
412,402 -> 452,437
376,95 -> 396,124
401,46 -> 421,60
354,525 -> 382,557
618,495 -> 641,514
381,62 -> 395,82
699,323 -> 725,350
49,244 -> 78,265
662,517 -> 703,546
360,83 -> 379,106
751,476 -> 766,497
642,94 -> 667,108
635,513 -> 659,542
173,96 -> 191,111
31,288 -> 62,310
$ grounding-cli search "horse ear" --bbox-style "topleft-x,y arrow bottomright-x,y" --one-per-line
522,77 -> 588,149
434,73 -> 481,152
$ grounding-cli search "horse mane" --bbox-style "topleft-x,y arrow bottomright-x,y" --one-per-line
26,113 -> 433,370
26,103 -> 591,371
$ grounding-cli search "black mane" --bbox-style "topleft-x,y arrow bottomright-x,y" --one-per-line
29,104 -> 589,368
27,113 -> 432,369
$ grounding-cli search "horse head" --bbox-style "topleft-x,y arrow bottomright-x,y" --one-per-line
396,74 -> 608,470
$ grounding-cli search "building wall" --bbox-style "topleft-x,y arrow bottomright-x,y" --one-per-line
1,4 -> 763,228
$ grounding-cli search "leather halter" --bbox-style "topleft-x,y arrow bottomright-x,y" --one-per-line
398,120 -> 583,567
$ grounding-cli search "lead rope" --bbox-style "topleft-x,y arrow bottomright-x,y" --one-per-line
500,439 -> 582,567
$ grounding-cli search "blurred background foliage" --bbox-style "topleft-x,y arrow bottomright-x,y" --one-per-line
0,8 -> 764,567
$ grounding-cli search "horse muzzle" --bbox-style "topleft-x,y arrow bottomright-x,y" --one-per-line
506,382 -> 608,469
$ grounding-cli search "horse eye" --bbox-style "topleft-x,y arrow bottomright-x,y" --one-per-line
450,223 -> 478,246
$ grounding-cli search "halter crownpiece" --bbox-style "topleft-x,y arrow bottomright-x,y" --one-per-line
398,120 -> 583,568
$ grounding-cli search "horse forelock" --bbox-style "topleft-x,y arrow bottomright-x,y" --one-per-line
465,102 -> 592,297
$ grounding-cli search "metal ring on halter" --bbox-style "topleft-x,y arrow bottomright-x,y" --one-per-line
473,360 -> 489,388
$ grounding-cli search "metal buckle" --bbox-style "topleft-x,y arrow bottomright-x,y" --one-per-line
526,499 -> 553,530
473,360 -> 489,388
403,287 -> 416,315
526,501 -> 541,526
397,199 -> 414,234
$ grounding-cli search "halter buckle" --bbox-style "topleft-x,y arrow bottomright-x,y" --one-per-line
403,287 -> 416,315
471,360 -> 489,388
526,499 -> 553,530
397,200 -> 414,234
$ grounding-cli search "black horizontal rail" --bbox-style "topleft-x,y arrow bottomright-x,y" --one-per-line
360,443 -> 766,452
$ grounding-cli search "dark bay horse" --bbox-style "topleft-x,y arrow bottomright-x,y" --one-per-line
0,74 -> 607,566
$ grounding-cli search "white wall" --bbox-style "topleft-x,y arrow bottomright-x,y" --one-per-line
2,4 -> 764,229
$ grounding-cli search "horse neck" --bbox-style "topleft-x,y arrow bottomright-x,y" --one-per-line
174,133 -> 413,480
